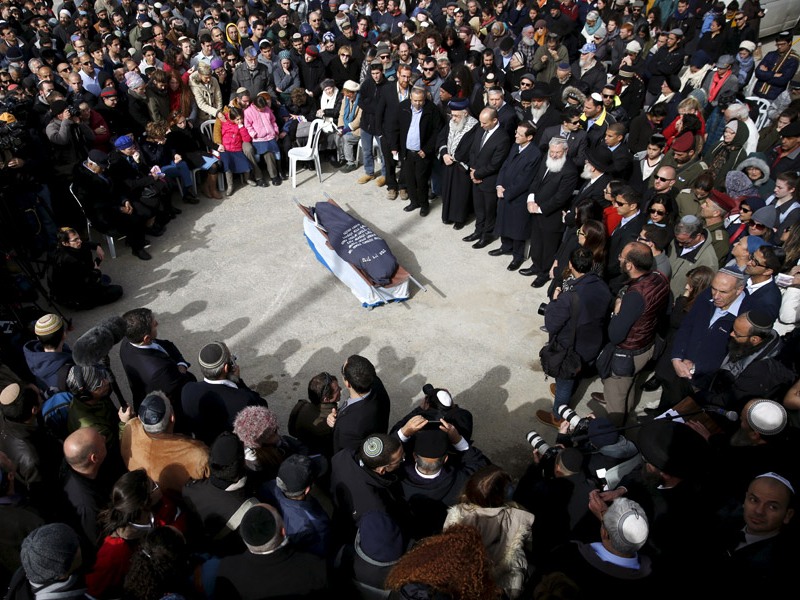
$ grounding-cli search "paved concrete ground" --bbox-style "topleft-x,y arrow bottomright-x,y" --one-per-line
75,157 -> 660,478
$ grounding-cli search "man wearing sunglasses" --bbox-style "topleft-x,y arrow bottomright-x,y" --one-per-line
667,215 -> 719,299
536,106 -> 587,166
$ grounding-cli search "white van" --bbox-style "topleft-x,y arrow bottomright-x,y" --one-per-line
738,0 -> 800,38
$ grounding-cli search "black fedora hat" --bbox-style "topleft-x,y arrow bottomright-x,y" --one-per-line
586,144 -> 615,173
530,82 -> 552,99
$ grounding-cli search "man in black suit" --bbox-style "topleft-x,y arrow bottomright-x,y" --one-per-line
606,185 -> 647,294
537,106 -> 587,168
487,87 -> 518,138
520,137 -> 580,287
463,107 -> 512,249
572,145 -> 614,209
604,122 -> 634,179
119,307 -> 196,415
328,355 -> 391,454
394,86 -> 443,217
491,121 -> 542,271
180,341 -> 268,446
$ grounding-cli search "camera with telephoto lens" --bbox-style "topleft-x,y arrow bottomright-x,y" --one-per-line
556,405 -> 592,438
537,302 -> 548,316
67,105 -> 81,117
526,429 -> 562,478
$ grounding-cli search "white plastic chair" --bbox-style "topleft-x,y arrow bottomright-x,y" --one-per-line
288,118 -> 325,188
355,135 -> 383,168
746,96 -> 772,130
196,119 -> 225,193
69,183 -> 126,258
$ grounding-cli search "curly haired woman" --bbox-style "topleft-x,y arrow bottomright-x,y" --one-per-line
385,524 -> 501,600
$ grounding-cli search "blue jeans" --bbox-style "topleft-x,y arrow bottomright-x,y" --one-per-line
161,161 -> 193,189
360,130 -> 385,177
553,377 -> 575,416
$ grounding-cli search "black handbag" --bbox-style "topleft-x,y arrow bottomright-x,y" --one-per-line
539,293 -> 582,379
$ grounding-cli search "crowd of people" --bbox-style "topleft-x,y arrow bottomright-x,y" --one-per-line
3,0 -> 800,597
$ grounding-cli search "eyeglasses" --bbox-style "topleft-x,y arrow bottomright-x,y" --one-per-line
602,93 -> 614,98
422,67 -> 435,71
749,221 -> 766,229
380,54 -> 390,59
58,67 -> 71,73
577,229 -> 585,236
81,61 -> 92,65
748,252 -> 765,267
613,199 -> 629,207
568,120 -> 581,125
520,81 -> 532,87
649,208 -> 666,216
654,175 -> 674,182
637,235 -> 650,243
740,206 -> 752,213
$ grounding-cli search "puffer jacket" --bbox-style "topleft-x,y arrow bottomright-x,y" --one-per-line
220,119 -> 251,152
243,104 -> 279,141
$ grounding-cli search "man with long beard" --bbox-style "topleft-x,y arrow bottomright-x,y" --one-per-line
571,42 -> 606,94
437,98 -> 479,230
701,311 -> 795,415
519,137 -> 579,286
528,82 -> 562,146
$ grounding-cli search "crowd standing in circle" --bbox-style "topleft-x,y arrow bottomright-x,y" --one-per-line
3,0 -> 800,598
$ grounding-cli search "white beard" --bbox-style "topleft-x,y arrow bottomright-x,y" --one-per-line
531,104 -> 547,121
521,36 -> 535,47
546,155 -> 567,172
581,164 -> 594,179
450,116 -> 466,134
580,56 -> 593,70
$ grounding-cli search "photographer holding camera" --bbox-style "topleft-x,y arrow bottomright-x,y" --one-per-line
45,98 -> 95,223
537,247 -> 613,429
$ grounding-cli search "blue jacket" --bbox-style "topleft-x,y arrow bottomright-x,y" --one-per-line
754,50 -> 800,100
261,480 -> 331,558
743,280 -> 782,323
22,340 -> 74,395
545,273 -> 613,364
670,289 -> 744,389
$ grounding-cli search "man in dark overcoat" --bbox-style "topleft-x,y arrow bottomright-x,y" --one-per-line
491,121 -> 542,271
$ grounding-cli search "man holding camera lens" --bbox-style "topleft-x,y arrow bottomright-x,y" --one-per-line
537,247 -> 612,428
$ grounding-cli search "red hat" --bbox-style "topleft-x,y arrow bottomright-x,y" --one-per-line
305,45 -> 319,57
672,131 -> 694,153
709,189 -> 737,213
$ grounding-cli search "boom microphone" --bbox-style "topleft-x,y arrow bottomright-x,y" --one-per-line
703,407 -> 739,422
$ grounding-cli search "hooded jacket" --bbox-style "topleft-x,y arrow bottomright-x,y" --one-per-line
22,341 -> 74,395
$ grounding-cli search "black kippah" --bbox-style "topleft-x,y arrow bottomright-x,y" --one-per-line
747,309 -> 774,330
240,506 -> 277,546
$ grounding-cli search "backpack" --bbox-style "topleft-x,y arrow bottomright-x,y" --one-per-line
41,391 -> 73,441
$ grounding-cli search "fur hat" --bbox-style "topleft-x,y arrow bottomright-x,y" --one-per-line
736,154 -> 771,186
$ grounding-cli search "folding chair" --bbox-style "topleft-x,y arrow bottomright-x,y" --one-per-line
198,119 -> 226,192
